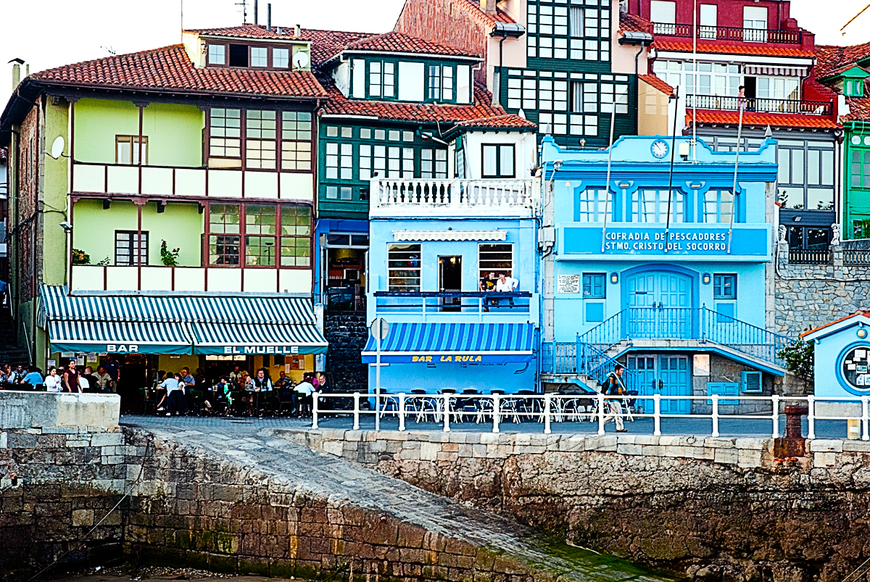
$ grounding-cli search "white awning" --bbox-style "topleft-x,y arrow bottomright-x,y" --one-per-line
392,230 -> 507,241
744,65 -> 808,77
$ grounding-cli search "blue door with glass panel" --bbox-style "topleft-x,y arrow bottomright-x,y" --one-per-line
625,271 -> 692,339
628,354 -> 691,415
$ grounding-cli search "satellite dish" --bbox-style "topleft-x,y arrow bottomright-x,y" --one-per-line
293,50 -> 310,69
49,136 -> 65,160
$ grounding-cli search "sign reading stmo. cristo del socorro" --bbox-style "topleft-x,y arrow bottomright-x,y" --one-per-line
560,225 -> 771,260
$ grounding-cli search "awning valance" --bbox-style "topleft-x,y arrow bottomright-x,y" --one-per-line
743,64 -> 808,77
47,320 -> 192,355
193,322 -> 329,355
40,285 -> 327,356
361,322 -> 535,364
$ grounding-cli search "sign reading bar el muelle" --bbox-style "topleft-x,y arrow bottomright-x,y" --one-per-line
195,345 -> 328,355
561,226 -> 769,258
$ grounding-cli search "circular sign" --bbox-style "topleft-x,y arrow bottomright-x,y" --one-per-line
837,342 -> 870,394
370,317 -> 390,341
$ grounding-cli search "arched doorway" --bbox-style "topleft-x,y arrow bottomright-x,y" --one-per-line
624,269 -> 694,339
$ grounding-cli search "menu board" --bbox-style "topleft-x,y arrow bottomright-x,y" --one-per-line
842,347 -> 870,389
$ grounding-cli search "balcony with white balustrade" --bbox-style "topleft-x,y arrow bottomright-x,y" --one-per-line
369,177 -> 540,218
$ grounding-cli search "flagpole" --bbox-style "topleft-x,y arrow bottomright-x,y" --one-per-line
600,96 -> 617,253
692,0 -> 698,163
727,100 -> 746,254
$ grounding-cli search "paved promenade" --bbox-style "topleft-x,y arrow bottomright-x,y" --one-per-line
122,415 -> 672,582
120,412 -> 848,440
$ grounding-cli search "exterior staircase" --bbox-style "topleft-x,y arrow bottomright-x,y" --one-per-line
542,306 -> 790,382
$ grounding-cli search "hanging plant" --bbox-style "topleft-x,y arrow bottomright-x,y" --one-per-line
160,240 -> 180,267
71,248 -> 90,265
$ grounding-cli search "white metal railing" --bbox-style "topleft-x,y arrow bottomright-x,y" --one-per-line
311,393 -> 870,440
370,178 -> 539,216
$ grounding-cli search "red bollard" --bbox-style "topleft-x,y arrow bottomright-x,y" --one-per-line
774,404 -> 808,458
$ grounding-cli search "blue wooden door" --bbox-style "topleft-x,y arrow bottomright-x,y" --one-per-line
658,355 -> 690,414
625,271 -> 692,339
627,355 -> 657,413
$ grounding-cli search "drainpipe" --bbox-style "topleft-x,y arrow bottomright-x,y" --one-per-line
634,42 -> 645,75
493,33 -> 507,106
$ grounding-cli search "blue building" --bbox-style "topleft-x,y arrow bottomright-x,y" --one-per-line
541,135 -> 786,413
803,311 -> 870,399
362,128 -> 540,394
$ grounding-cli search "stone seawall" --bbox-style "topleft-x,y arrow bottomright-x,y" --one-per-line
280,428 -> 870,582
1,417 -> 662,582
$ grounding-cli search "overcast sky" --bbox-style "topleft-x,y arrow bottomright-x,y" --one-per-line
1,0 -> 869,107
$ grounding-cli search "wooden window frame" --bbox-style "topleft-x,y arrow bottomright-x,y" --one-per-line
115,230 -> 149,266
481,143 -> 516,179
115,136 -> 148,165
206,203 -> 311,269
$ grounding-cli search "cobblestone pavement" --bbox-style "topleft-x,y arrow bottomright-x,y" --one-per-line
122,416 -> 673,582
121,412 -> 846,440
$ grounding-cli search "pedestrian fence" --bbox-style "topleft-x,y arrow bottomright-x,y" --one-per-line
311,392 -> 870,440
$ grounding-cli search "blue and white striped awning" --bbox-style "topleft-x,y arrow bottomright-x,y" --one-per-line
47,320 -> 192,355
193,323 -> 329,355
40,285 -> 327,356
361,322 -> 535,364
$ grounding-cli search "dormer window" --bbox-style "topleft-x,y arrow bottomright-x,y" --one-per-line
369,62 -> 396,98
274,48 -> 290,69
208,45 -> 226,65
251,47 -> 268,67
229,44 -> 248,67
845,79 -> 865,98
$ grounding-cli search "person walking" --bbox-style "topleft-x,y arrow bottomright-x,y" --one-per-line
63,361 -> 82,393
602,363 -> 627,433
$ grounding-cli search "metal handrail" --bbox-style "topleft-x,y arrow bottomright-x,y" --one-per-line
312,392 -> 870,441
686,94 -> 832,116
569,307 -> 791,369
651,22 -> 802,44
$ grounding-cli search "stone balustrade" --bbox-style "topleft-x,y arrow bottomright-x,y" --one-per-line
370,177 -> 540,218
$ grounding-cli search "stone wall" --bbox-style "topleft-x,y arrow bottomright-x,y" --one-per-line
324,311 -> 368,392
282,428 -> 870,582
775,242 -> 870,338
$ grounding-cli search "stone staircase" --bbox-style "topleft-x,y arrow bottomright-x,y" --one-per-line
324,310 -> 369,392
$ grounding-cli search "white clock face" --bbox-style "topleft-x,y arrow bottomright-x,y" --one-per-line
651,140 -> 669,159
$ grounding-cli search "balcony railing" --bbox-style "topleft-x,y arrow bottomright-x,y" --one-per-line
843,249 -> 870,267
686,95 -> 832,116
373,291 -> 535,321
652,22 -> 802,44
370,178 -> 539,217
788,248 -> 832,265
71,265 -> 308,293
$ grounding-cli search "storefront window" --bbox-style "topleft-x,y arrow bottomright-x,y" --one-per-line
388,244 -> 421,292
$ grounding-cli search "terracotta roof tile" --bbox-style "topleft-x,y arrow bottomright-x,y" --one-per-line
687,110 -> 840,129
185,24 -> 295,39
342,31 -> 480,58
619,13 -> 652,34
654,41 -> 815,59
301,29 -> 377,66
638,74 -> 674,96
30,45 -> 326,98
319,78 -> 533,129
453,0 -> 518,27
816,42 -> 870,80
842,97 -> 870,122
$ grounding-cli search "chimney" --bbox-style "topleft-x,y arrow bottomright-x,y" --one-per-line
294,23 -> 301,37
267,3 -> 272,31
254,0 -> 258,25
480,0 -> 496,15
12,63 -> 20,91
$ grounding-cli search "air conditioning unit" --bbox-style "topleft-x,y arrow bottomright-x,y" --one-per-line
741,370 -> 762,393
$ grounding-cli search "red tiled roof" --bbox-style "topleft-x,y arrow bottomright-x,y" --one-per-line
687,110 -> 840,129
29,45 -> 326,98
301,29 -> 377,67
320,79 -> 533,130
453,0 -> 518,27
800,311 -> 870,338
816,42 -> 870,80
342,31 -> 480,59
185,24 -> 295,39
841,97 -> 870,122
619,12 -> 652,34
638,74 -> 674,96
654,41 -> 815,59
452,113 -> 536,129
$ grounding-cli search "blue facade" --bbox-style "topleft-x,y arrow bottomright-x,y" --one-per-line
805,314 -> 870,399
542,135 -> 783,404
365,214 -> 540,394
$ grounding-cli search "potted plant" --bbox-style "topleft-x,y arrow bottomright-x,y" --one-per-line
71,248 -> 90,265
160,240 -> 180,267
